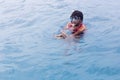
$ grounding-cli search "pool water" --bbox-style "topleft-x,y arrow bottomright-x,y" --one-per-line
0,0 -> 120,80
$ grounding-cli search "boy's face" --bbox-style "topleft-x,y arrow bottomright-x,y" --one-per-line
71,19 -> 82,26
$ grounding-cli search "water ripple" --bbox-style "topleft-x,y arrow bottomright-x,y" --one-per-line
87,16 -> 110,22
0,0 -> 4,4
0,0 -> 120,80
87,65 -> 120,76
0,45 -> 22,54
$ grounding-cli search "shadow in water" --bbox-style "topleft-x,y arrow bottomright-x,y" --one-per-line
63,33 -> 85,56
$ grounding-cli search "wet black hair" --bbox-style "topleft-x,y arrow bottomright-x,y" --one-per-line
70,10 -> 83,22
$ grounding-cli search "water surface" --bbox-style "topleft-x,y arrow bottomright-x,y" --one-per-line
0,0 -> 120,80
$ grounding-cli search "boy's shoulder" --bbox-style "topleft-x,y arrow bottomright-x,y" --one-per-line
67,22 -> 74,28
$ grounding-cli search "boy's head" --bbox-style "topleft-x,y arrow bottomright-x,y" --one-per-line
70,10 -> 83,26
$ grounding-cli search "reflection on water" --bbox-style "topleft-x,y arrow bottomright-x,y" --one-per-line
0,0 -> 120,80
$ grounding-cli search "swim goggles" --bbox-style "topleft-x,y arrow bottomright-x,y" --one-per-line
70,16 -> 80,22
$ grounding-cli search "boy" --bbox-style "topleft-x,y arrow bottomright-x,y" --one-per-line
56,10 -> 86,39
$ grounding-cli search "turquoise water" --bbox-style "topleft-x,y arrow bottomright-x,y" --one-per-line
0,0 -> 120,80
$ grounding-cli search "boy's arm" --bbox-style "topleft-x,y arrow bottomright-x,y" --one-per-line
61,22 -> 71,32
58,22 -> 71,38
63,22 -> 71,30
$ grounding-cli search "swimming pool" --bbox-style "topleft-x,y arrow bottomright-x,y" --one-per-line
0,0 -> 120,80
